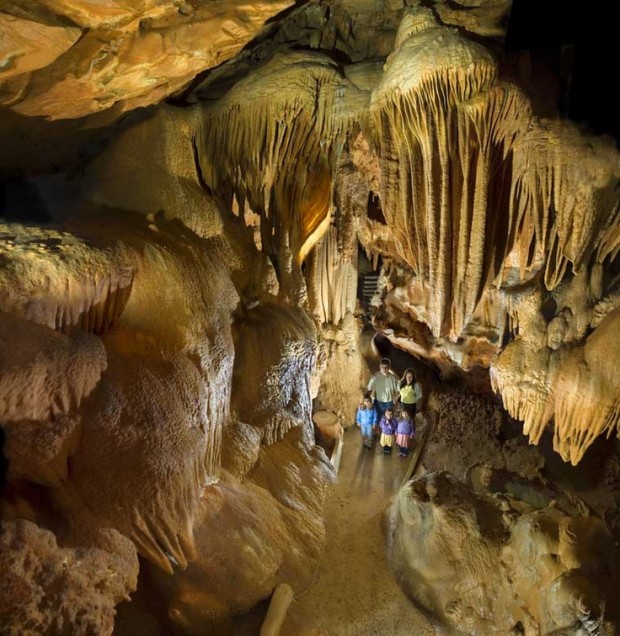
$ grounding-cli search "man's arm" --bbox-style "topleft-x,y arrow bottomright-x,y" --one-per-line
367,374 -> 376,397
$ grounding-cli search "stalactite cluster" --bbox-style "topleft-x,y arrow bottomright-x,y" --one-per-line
193,11 -> 620,461
372,9 -> 528,338
306,226 -> 358,326
364,8 -> 620,462
197,51 -> 368,299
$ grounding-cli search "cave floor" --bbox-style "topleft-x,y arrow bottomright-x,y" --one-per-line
281,426 -> 434,636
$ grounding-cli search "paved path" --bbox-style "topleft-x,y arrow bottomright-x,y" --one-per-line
281,426 -> 434,635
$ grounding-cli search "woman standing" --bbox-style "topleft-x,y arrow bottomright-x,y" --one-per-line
397,368 -> 422,417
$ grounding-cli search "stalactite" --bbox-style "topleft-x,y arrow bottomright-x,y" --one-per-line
510,122 -> 620,290
491,285 -> 620,465
197,51 -> 367,298
306,225 -> 358,326
550,310 -> 620,465
371,7 -> 531,339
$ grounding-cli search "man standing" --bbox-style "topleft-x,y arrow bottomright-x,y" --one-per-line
367,357 -> 400,421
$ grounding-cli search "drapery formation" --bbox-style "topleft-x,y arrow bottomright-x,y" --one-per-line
197,51 -> 368,299
366,9 -> 620,462
190,8 -> 620,463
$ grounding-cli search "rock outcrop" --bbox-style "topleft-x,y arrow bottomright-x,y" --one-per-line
387,471 -> 618,634
0,194 -> 332,632
0,0 -> 294,120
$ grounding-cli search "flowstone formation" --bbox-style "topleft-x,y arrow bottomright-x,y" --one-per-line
387,471 -> 618,634
0,160 -> 333,633
1,0 -> 620,633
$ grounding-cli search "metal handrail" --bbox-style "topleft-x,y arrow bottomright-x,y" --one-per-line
330,430 -> 344,475
400,412 -> 432,489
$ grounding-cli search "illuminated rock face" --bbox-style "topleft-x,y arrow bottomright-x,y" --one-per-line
0,68 -> 341,627
388,472 -> 617,634
193,6 -> 620,462
1,0 -> 620,632
0,0 -> 293,119
0,207 -> 332,632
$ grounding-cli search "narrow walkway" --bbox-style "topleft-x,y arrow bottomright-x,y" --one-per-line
282,426 -> 434,635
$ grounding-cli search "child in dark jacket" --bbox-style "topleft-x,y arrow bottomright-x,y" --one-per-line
395,409 -> 415,457
378,408 -> 397,455
356,397 -> 378,448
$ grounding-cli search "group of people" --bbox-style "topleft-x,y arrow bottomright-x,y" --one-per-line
355,358 -> 422,457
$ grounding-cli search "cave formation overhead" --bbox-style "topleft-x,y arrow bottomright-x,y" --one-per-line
1,0 -> 620,634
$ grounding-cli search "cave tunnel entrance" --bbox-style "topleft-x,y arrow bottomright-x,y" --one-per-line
0,179 -> 52,223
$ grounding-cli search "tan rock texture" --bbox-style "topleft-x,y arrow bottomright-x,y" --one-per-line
0,519 -> 138,636
0,65 -> 346,628
166,427 -> 333,632
0,0 -> 293,119
1,0 -> 620,632
388,471 -> 618,634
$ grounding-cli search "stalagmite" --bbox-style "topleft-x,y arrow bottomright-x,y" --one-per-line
388,471 -> 616,633
261,583 -> 295,636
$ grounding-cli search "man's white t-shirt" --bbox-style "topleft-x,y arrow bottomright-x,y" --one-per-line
367,371 -> 400,402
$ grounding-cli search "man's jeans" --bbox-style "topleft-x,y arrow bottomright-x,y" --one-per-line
374,400 -> 394,421
360,423 -> 374,439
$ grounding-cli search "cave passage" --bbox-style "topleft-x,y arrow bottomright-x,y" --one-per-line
283,422 -> 434,635
2,1 -> 620,633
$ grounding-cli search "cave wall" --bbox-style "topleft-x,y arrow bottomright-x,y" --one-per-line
387,471 -> 618,634
0,103 -> 335,633
1,0 -> 620,633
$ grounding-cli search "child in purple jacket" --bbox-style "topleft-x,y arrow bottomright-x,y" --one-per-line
378,408 -> 397,455
396,408 -> 415,457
